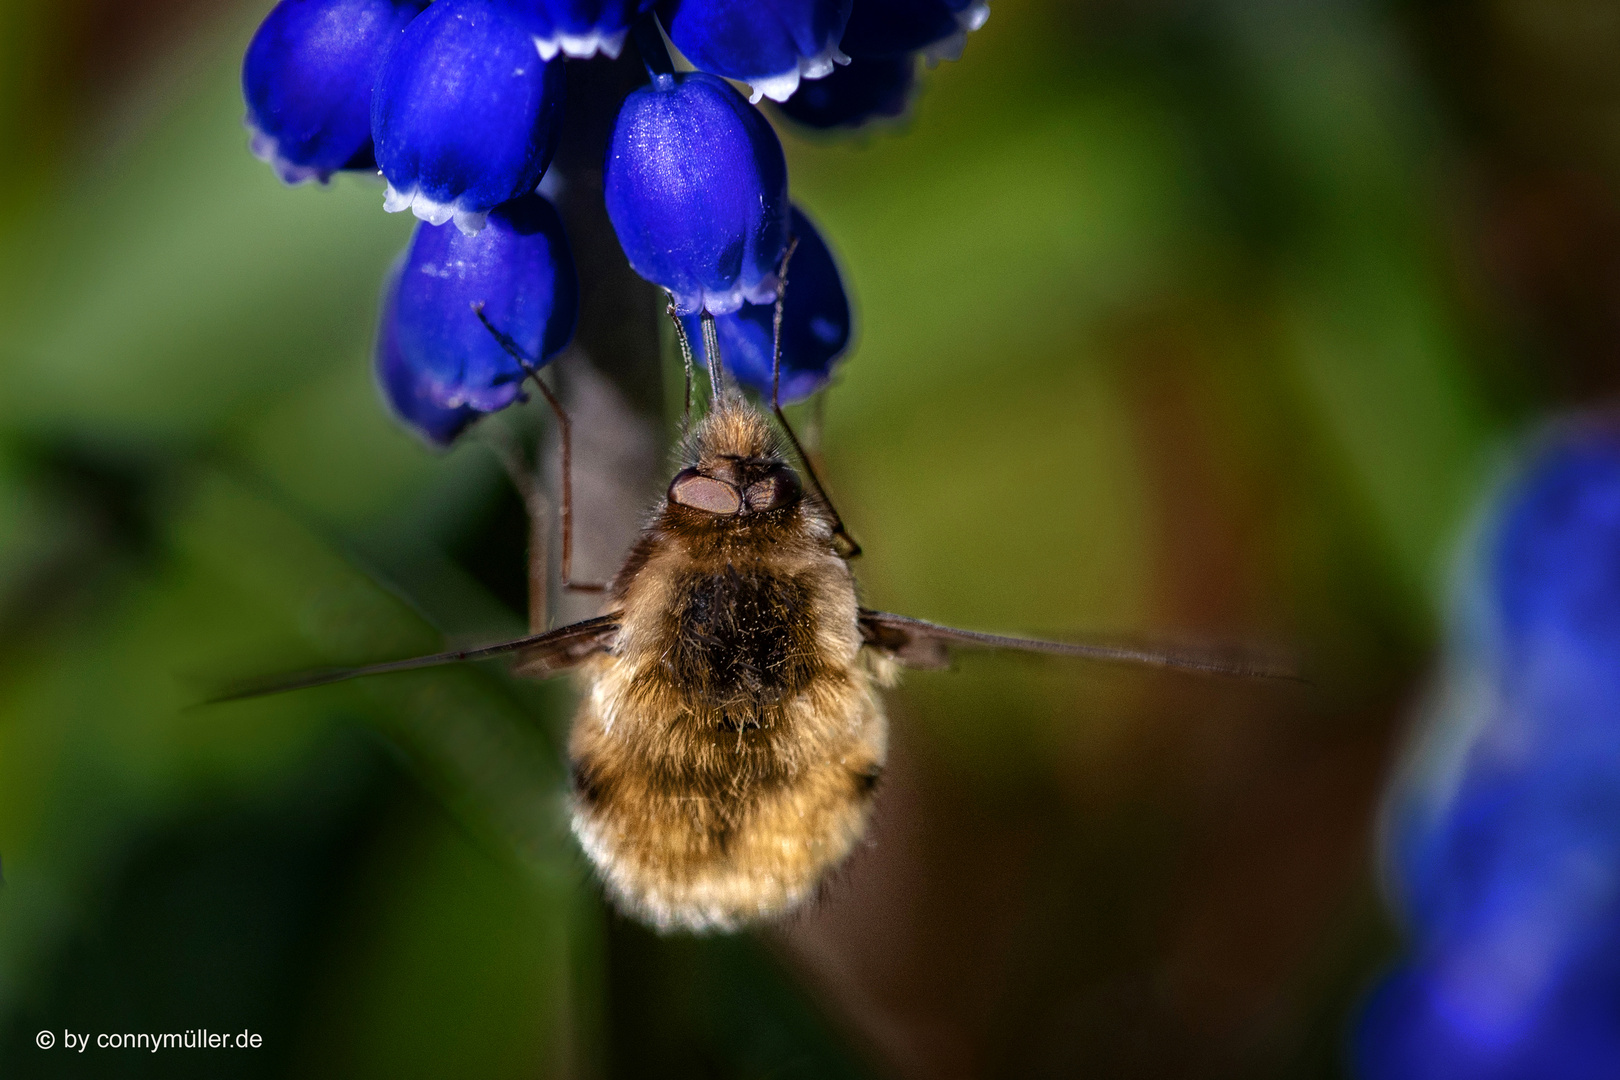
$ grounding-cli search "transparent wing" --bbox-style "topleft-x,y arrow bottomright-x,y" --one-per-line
858,610 -> 1304,682
208,613 -> 621,703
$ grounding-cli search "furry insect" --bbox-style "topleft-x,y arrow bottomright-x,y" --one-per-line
221,286 -> 1296,932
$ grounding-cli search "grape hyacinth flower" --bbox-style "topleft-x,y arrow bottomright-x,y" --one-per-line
238,0 -> 1014,442
605,71 -> 789,315
521,0 -> 656,60
776,53 -> 914,129
840,0 -> 990,63
659,0 -> 852,103
1356,419 -> 1620,1080
372,0 -> 567,234
681,207 -> 851,402
242,0 -> 427,184
376,265 -> 483,446
388,193 -> 578,422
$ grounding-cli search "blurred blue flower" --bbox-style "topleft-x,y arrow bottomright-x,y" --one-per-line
372,0 -> 567,235
840,0 -> 989,62
389,193 -> 578,417
516,0 -> 656,60
242,0 -> 427,184
775,52 -> 913,129
680,207 -> 851,402
604,71 -> 788,315
1357,420 -> 1620,1080
659,0 -> 852,103
376,263 -> 483,446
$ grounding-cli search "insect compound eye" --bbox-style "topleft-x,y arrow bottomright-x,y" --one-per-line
668,469 -> 743,515
743,466 -> 802,513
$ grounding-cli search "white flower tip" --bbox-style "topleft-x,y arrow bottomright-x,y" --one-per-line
751,39 -> 854,102
758,67 -> 810,104
451,208 -> 490,236
920,4 -> 990,66
382,183 -> 415,214
533,27 -> 629,62
246,123 -> 333,186
386,185 -> 486,233
922,29 -> 969,65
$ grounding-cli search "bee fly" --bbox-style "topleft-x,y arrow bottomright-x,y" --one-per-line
222,282 -> 1297,933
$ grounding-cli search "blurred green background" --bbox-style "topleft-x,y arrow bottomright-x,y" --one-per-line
0,0 -> 1611,1075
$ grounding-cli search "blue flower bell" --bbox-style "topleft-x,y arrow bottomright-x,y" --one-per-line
659,0 -> 852,103
604,71 -> 788,315
372,0 -> 567,235
376,266 -> 483,446
680,207 -> 851,403
242,0 -> 427,184
389,194 -> 579,417
516,0 -> 656,59
776,53 -> 913,129
840,0 -> 990,62
1356,420 -> 1620,1080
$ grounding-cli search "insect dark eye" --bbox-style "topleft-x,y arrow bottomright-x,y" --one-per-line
743,467 -> 802,513
668,469 -> 742,515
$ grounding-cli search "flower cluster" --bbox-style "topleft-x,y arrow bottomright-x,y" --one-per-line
242,0 -> 989,444
1356,419 -> 1620,1079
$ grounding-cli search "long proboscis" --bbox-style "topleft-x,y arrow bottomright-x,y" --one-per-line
207,615 -> 620,704
865,612 -> 1308,683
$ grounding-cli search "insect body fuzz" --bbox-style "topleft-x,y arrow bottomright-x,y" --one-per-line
560,399 -> 889,932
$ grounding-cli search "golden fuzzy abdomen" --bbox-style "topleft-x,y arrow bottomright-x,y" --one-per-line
569,721 -> 883,932
568,656 -> 887,932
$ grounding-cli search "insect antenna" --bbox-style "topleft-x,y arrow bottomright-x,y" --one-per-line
664,293 -> 696,433
472,303 -> 607,596
767,236 -> 862,559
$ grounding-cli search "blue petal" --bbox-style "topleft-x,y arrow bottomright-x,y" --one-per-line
679,206 -> 851,402
1357,952 -> 1620,1080
1490,427 -> 1620,668
605,72 -> 789,315
242,0 -> 426,184
1361,419 -> 1620,1078
660,0 -> 853,102
775,52 -> 913,129
376,262 -> 484,446
511,0 -> 656,59
373,0 -> 567,235
392,194 -> 578,414
840,0 -> 989,61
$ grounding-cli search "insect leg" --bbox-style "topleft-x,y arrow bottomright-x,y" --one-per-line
664,293 -> 695,433
770,236 -> 800,412
765,237 -> 862,559
473,303 -> 608,595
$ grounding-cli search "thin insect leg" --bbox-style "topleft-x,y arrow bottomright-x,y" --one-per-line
525,376 -> 608,593
762,237 -> 859,557
700,310 -> 725,399
473,303 -> 607,594
770,236 -> 800,411
773,402 -> 861,558
665,294 -> 695,432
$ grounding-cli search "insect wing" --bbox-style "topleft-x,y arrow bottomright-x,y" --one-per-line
209,613 -> 621,703
858,610 -> 1303,682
